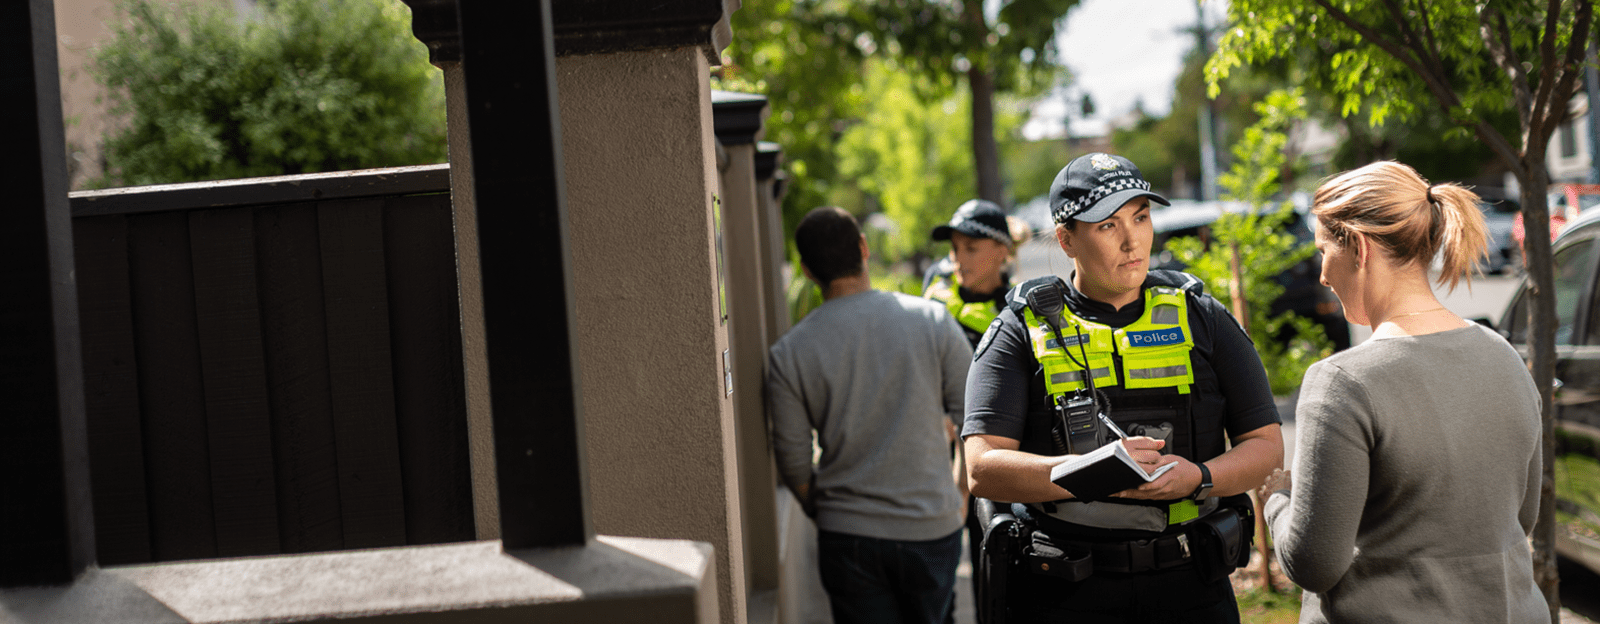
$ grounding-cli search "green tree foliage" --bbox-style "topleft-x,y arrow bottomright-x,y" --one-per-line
778,59 -> 1031,320
91,0 -> 446,187
1201,6 -> 1511,187
715,0 -> 1080,257
832,0 -> 1082,203
1215,90 -> 1305,203
836,59 -> 978,260
1166,90 -> 1334,394
1001,136 -> 1075,205
1112,47 -> 1271,198
714,0 -> 871,245
1322,96 -> 1516,185
1208,1 -> 1594,616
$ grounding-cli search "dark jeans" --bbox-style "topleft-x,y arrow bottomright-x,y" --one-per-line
817,528 -> 963,624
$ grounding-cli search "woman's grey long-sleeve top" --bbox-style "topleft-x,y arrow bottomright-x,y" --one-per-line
1265,324 -> 1546,623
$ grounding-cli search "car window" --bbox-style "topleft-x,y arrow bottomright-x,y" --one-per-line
1506,288 -> 1529,344
1555,239 -> 1595,345
1587,244 -> 1600,345
1508,238 -> 1595,345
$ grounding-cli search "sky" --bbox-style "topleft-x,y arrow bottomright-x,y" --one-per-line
1020,0 -> 1230,140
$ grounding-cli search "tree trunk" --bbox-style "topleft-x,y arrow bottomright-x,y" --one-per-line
1227,242 -> 1273,591
962,1 -> 1002,205
969,65 -> 1002,204
1517,159 -> 1561,622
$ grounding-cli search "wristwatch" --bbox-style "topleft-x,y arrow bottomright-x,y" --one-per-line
1189,462 -> 1213,501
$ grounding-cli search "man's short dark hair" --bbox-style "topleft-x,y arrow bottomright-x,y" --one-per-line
795,207 -> 865,286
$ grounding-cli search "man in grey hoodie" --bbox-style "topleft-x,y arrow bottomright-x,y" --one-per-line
767,206 -> 973,624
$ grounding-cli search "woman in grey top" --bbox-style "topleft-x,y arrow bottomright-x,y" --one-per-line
1261,161 -> 1547,623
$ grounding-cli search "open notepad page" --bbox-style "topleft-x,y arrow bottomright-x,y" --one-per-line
1054,441 -> 1178,482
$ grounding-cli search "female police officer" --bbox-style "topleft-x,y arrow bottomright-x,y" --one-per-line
923,198 -> 1022,620
923,199 -> 1021,346
963,153 -> 1282,622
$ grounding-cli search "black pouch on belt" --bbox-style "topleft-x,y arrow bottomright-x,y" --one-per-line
1188,506 -> 1246,582
1022,530 -> 1093,582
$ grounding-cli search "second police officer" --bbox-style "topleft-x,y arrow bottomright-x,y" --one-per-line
963,152 -> 1283,622
923,197 -> 1021,616
923,198 -> 1020,346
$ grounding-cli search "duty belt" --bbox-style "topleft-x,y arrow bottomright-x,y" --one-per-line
1073,533 -> 1192,574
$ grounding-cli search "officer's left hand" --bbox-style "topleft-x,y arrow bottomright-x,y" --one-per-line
1114,454 -> 1198,501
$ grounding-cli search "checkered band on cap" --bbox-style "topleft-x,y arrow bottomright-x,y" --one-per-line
951,215 -> 1011,243
1052,176 -> 1153,224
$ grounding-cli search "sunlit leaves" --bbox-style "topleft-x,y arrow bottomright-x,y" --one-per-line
1218,89 -> 1306,204
1168,87 -> 1333,394
91,0 -> 445,188
1206,0 -> 1577,138
715,0 -> 1081,262
836,59 -> 976,260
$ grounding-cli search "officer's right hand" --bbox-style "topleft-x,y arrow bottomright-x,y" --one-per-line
1120,436 -> 1165,467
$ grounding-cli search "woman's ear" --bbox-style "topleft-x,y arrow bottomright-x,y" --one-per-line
1055,224 -> 1076,259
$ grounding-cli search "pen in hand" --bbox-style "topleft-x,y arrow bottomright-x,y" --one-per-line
1100,413 -> 1128,440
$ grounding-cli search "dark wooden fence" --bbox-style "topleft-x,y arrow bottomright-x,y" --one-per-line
69,164 -> 474,565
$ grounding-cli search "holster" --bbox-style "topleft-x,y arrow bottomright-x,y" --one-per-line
1186,497 -> 1253,582
1022,530 -> 1093,582
974,498 -> 1018,624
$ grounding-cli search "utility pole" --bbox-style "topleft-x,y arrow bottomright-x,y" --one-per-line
1196,0 -> 1220,201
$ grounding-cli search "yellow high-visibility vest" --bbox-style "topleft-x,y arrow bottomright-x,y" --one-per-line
1020,284 -> 1203,529
924,273 -> 1002,336
1021,285 -> 1196,398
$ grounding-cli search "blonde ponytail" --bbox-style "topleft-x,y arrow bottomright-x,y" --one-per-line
1429,184 -> 1488,292
1312,161 -> 1487,292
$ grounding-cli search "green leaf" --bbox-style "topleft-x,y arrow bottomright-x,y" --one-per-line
91,0 -> 446,188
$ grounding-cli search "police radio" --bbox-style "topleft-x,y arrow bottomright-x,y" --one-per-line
1026,280 -> 1123,455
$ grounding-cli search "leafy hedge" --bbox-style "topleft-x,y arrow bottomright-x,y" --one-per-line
91,0 -> 446,188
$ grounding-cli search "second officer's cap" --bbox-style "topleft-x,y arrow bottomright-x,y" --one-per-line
932,199 -> 1011,245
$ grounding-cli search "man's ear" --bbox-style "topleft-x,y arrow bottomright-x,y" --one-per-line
1055,223 -> 1077,259
801,262 -> 817,284
859,234 -> 871,263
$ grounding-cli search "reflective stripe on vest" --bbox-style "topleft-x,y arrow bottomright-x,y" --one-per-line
924,275 -> 1000,336
1022,286 -> 1196,396
1047,368 -> 1113,386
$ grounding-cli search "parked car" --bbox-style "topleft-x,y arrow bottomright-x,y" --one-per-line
1150,201 -> 1351,351
1498,205 -> 1600,576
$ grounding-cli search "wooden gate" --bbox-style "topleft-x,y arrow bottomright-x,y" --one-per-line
70,164 -> 474,564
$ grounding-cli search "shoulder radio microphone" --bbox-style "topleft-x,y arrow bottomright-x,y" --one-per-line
1026,280 -> 1121,455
